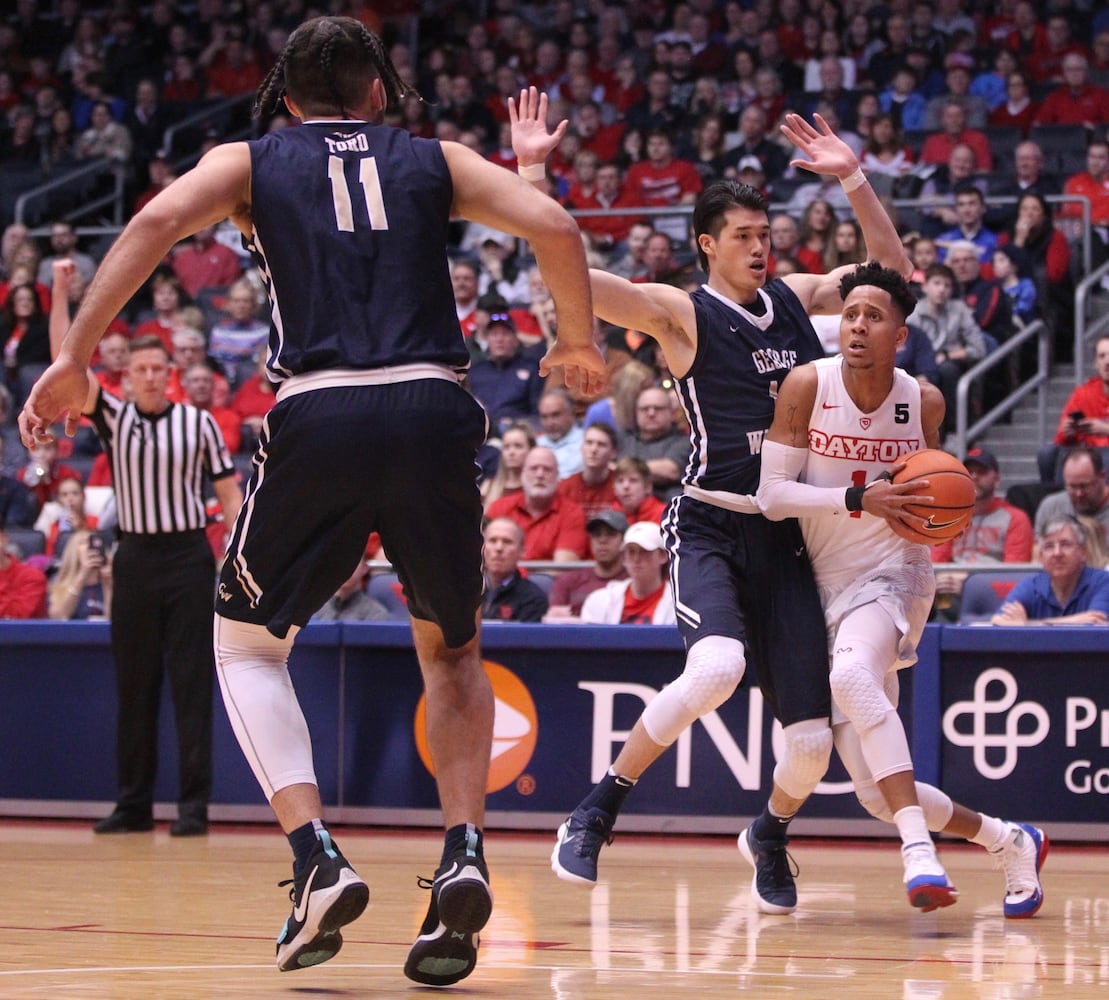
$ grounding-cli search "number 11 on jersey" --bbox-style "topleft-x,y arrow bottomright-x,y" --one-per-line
327,155 -> 390,232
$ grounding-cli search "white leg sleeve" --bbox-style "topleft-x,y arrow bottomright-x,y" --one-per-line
773,717 -> 834,801
829,604 -> 912,783
641,635 -> 745,747
214,615 -> 316,801
835,722 -> 954,828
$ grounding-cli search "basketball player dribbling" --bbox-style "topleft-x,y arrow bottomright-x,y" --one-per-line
757,262 -> 1046,915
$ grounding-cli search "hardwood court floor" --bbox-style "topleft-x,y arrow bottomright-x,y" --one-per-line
2,819 -> 1105,998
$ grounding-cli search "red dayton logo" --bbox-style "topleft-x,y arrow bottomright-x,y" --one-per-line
807,430 -> 920,463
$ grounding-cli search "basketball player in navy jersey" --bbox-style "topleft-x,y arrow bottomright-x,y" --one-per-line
21,17 -> 605,987
756,262 -> 1046,916
510,92 -> 910,912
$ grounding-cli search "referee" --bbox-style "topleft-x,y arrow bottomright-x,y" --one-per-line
49,262 -> 243,836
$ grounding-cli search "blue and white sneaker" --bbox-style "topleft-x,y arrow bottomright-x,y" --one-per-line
276,834 -> 369,971
994,823 -> 1048,918
551,807 -> 615,885
737,825 -> 798,914
902,840 -> 958,912
404,853 -> 493,986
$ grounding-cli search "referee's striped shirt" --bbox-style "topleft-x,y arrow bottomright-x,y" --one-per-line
90,391 -> 236,534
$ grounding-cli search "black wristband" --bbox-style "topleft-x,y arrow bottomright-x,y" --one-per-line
845,485 -> 865,512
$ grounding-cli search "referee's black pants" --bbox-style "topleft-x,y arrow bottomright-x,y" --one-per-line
109,530 -> 215,821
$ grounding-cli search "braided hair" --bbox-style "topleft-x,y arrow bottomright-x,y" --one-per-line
253,16 -> 421,121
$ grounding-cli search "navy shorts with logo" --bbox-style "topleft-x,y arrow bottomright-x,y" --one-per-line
663,494 -> 831,727
218,377 -> 487,647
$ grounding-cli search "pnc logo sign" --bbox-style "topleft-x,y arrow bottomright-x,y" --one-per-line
414,659 -> 538,793
942,667 -> 1050,779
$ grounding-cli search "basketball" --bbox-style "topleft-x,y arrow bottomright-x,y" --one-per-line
887,449 -> 975,545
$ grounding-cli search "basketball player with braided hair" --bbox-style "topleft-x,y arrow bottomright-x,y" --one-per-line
20,15 -> 604,987
757,262 -> 1047,915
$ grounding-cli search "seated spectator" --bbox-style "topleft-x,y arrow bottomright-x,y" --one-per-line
1034,54 -> 1109,128
931,448 -> 1034,620
546,509 -> 629,620
580,521 -> 675,625
1038,337 -> 1109,484
467,313 -> 544,437
619,385 -> 689,502
481,421 -> 535,510
909,264 -> 988,435
36,221 -> 96,288
1035,447 -> 1109,540
475,230 -> 529,305
0,437 -> 35,528
536,386 -> 584,479
199,21 -> 263,98
165,327 -> 230,406
480,517 -> 549,623
207,278 -> 269,390
947,240 -> 1013,353
919,101 -> 992,172
35,475 -> 99,557
182,364 -> 241,452
796,199 -> 837,274
583,359 -> 656,438
988,70 -> 1039,136
230,353 -> 277,451
896,322 -> 941,386
132,272 -> 189,353
823,219 -> 867,272
991,246 -> 1038,326
768,213 -> 805,276
990,516 -> 1109,626
1,282 -> 50,409
635,232 -> 699,287
47,528 -> 112,621
936,189 -> 999,266
76,100 -> 132,164
170,226 -> 243,301
923,55 -> 990,130
93,331 -> 130,398
16,439 -> 80,514
132,151 -> 178,215
624,127 -> 703,244
860,113 -> 915,178
0,512 -> 48,618
915,143 -> 988,238
985,141 -> 1060,232
312,558 -> 390,622
557,421 -> 619,519
570,161 -> 642,255
612,455 -> 667,526
1059,138 -> 1109,269
607,221 -> 654,281
878,66 -> 928,133
485,446 -> 589,561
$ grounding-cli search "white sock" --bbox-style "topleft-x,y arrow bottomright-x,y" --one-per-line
972,814 -> 1012,852
893,805 -> 931,848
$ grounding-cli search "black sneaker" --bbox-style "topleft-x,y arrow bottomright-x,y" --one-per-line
737,825 -> 798,914
275,833 -> 369,972
550,806 -> 614,885
93,810 -> 154,834
403,852 -> 493,986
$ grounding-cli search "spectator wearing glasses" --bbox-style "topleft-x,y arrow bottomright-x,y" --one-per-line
1035,447 -> 1109,539
991,516 -> 1109,626
618,385 -> 688,502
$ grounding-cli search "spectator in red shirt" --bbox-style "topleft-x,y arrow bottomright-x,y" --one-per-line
624,127 -> 703,244
1038,335 -> 1109,483
170,226 -> 243,300
570,161 -> 643,255
230,353 -> 277,449
451,258 -> 480,339
200,22 -> 263,98
485,445 -> 589,561
182,363 -> 242,453
0,512 -> 47,618
572,101 -> 624,165
580,521 -> 675,625
94,331 -> 130,398
16,439 -> 80,514
989,70 -> 1039,136
132,272 -> 188,353
165,327 -> 230,406
1060,138 -> 1109,268
612,456 -> 666,526
1035,53 -> 1109,128
1025,15 -> 1091,86
919,101 -> 992,172
557,421 -> 619,518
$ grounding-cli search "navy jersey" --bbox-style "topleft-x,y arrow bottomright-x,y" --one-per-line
676,280 -> 824,496
246,121 -> 469,381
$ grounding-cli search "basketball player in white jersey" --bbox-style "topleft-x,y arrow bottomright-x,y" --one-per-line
757,262 -> 1047,916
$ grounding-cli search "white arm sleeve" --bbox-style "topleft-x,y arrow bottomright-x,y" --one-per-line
756,438 -> 852,521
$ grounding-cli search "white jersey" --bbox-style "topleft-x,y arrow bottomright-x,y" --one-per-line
800,357 -> 936,669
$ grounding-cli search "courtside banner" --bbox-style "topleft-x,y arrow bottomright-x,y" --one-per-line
340,623 -> 889,823
938,627 -> 1109,825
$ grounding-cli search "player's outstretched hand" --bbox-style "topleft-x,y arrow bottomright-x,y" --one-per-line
781,112 -> 857,179
540,341 -> 607,400
509,86 -> 565,172
18,357 -> 91,446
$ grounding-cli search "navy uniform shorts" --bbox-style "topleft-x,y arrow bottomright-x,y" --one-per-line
663,494 -> 831,727
218,378 -> 487,647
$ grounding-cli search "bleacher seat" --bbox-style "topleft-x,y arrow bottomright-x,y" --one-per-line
4,528 -> 46,559
958,570 -> 1038,623
526,571 -> 555,595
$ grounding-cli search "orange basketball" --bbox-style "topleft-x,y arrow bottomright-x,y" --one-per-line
888,449 -> 975,545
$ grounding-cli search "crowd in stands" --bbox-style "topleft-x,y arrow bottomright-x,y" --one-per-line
3,0 -> 1109,624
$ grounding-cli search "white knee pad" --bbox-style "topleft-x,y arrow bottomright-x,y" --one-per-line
773,718 -> 833,801
829,659 -> 893,734
916,781 -> 955,832
855,778 -> 893,823
214,615 -> 316,801
641,635 -> 745,747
